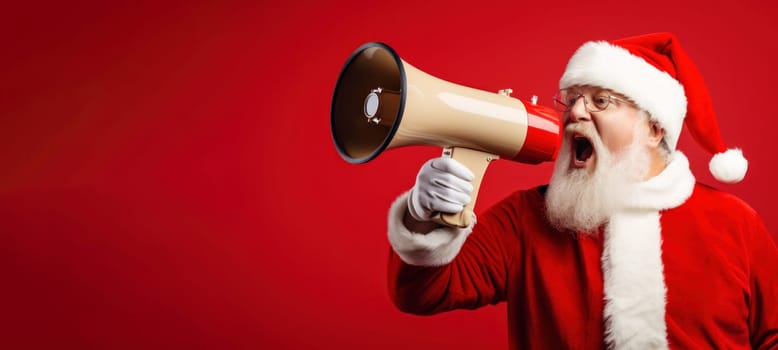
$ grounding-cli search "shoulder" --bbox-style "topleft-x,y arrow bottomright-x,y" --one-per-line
686,182 -> 758,217
666,182 -> 764,234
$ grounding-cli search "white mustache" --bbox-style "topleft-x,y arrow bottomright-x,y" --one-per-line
564,122 -> 604,154
565,122 -> 595,137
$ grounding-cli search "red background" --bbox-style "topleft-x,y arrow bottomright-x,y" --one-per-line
2,1 -> 776,349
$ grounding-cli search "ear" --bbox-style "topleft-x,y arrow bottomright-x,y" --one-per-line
646,121 -> 665,148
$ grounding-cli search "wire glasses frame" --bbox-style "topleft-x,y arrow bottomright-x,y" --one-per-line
552,88 -> 636,113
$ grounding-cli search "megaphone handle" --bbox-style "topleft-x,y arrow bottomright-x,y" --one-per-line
431,147 -> 498,229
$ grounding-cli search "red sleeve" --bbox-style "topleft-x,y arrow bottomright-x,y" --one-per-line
387,190 -> 529,315
747,210 -> 778,349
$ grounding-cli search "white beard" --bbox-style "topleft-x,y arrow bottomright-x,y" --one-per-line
545,123 -> 650,234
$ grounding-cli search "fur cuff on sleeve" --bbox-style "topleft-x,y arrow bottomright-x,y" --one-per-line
387,190 -> 474,266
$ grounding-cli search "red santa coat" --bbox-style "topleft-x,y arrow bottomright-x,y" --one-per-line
386,153 -> 778,349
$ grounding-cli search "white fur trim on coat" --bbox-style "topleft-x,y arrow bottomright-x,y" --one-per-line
387,190 -> 474,266
621,151 -> 696,211
559,41 -> 687,150
602,151 -> 695,350
603,210 -> 667,349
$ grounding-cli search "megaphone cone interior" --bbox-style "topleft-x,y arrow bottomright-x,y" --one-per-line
331,43 -> 405,164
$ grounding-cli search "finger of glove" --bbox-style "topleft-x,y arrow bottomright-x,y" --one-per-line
428,200 -> 465,215
429,172 -> 474,195
407,188 -> 432,221
429,157 -> 474,182
413,192 -> 463,216
418,161 -> 474,194
419,187 -> 471,212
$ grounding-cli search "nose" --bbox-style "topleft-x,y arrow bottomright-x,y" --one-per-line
567,95 -> 592,123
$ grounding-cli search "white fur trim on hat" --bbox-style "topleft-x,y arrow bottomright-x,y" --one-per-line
709,148 -> 748,183
560,41 -> 688,150
387,190 -> 474,266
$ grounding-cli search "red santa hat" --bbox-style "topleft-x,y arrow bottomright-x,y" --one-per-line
559,32 -> 748,183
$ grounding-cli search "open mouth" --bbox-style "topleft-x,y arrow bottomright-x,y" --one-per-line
573,135 -> 594,163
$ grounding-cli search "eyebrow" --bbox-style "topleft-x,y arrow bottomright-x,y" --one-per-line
593,89 -> 635,104
567,86 -> 637,106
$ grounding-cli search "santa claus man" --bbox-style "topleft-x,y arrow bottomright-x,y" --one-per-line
386,32 -> 778,349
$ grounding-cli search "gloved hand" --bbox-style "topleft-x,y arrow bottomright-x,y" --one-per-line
407,157 -> 475,222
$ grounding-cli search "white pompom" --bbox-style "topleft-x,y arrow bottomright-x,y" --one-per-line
709,149 -> 748,183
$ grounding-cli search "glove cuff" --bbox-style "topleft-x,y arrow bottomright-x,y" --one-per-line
389,190 -> 474,266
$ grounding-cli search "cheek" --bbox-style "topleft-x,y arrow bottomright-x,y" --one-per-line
598,120 -> 636,153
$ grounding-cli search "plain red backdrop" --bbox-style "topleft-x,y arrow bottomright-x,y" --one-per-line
1,1 -> 776,349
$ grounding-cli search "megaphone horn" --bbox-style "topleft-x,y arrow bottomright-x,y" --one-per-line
331,42 -> 561,228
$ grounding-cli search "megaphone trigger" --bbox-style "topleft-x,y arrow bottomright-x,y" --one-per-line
431,147 -> 499,228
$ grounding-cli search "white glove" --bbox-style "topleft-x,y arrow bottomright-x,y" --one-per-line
407,157 -> 475,222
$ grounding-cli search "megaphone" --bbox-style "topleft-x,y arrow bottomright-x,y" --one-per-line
331,42 -> 561,228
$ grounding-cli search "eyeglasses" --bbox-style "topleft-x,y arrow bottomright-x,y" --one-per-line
552,88 -> 636,113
